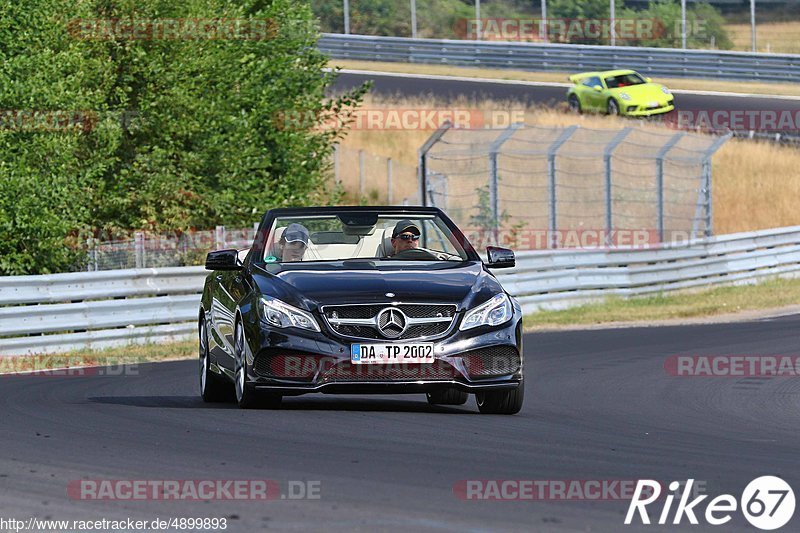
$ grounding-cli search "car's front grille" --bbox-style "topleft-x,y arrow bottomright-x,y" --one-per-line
460,345 -> 521,378
318,360 -> 458,382
321,303 -> 457,341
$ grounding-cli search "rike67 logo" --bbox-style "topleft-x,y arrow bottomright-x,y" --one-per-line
626,477 -> 795,530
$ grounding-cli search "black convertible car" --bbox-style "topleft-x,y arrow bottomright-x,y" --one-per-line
199,206 -> 524,414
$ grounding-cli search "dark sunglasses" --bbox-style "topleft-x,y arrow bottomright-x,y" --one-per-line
396,233 -> 420,241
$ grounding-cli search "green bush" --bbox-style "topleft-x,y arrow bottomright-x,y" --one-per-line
0,0 -> 366,275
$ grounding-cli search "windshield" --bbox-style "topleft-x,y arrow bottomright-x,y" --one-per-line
262,213 -> 470,263
604,72 -> 646,89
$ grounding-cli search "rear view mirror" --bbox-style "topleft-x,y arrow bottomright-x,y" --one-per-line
205,249 -> 241,271
646,77 -> 652,82
593,85 -> 603,91
486,246 -> 515,269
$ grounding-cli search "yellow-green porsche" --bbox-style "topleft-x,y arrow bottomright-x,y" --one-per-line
566,70 -> 675,116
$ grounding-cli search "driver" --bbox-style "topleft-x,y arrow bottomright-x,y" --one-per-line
390,219 -> 421,256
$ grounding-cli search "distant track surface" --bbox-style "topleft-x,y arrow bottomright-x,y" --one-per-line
331,70 -> 800,118
2,316 -> 799,531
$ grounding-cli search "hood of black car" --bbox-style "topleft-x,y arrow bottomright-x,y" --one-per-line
253,261 -> 502,310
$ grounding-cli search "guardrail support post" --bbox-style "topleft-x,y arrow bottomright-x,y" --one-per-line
655,132 -> 686,243
603,127 -> 632,246
417,121 -> 452,206
547,126 -> 578,248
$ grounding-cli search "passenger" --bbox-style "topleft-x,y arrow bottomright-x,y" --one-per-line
277,223 -> 309,262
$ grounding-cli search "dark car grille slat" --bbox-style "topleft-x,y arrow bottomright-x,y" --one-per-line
322,303 -> 457,341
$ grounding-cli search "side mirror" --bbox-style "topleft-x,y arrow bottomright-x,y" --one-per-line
486,246 -> 515,269
593,85 -> 603,92
205,249 -> 242,271
645,77 -> 652,82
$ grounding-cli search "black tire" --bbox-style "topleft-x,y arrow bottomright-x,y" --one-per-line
427,388 -> 469,406
568,94 -> 582,114
475,382 -> 524,415
234,321 -> 282,409
607,98 -> 620,116
199,317 -> 230,402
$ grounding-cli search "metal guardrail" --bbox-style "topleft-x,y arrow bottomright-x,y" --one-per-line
0,267 -> 207,356
496,225 -> 800,313
319,34 -> 800,83
3,226 -> 800,355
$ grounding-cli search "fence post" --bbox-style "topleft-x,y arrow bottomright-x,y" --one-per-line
387,158 -> 394,204
334,144 -> 340,184
134,232 -> 145,269
547,126 -> 578,248
417,121 -> 452,206
699,133 -> 731,238
603,128 -> 633,245
358,149 -> 365,197
655,132 -> 686,243
86,238 -> 96,272
488,123 -> 522,244
215,225 -> 226,250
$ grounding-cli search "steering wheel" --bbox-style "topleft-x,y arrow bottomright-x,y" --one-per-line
392,248 -> 439,260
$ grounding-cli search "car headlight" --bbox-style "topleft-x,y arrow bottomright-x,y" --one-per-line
661,86 -> 671,95
460,293 -> 513,331
619,92 -> 631,101
261,296 -> 320,332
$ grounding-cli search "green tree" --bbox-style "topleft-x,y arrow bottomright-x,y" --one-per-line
0,0 -> 366,274
620,1 -> 732,49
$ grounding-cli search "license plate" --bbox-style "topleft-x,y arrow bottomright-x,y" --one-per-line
350,343 -> 434,364
648,101 -> 660,108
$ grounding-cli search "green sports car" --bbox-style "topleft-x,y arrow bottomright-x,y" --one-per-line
566,69 -> 675,117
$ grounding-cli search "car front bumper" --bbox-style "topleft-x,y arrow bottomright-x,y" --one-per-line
624,100 -> 675,116
242,315 -> 524,395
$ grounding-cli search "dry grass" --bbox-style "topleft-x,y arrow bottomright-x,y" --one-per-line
331,59 -> 800,97
0,340 -> 196,374
337,94 -> 800,234
726,22 -> 800,54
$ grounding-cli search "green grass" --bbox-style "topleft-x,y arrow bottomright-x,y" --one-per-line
524,277 -> 800,329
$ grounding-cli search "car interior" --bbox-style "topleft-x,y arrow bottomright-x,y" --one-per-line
263,219 -> 462,262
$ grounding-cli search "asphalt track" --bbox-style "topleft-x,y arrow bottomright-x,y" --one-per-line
331,70 -> 800,117
2,315 -> 799,532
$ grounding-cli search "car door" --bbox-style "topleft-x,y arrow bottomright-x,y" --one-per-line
582,76 -> 605,111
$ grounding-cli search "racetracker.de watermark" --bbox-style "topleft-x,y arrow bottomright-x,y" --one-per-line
276,108 -> 526,131
461,228 -> 697,250
453,479 -> 707,501
67,479 -> 321,500
68,18 -> 278,41
0,356 -> 142,377
0,109 -> 139,133
665,355 -> 800,377
666,109 -> 800,134
455,18 -> 709,43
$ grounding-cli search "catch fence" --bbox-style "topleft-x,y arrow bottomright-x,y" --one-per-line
420,123 -> 730,249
